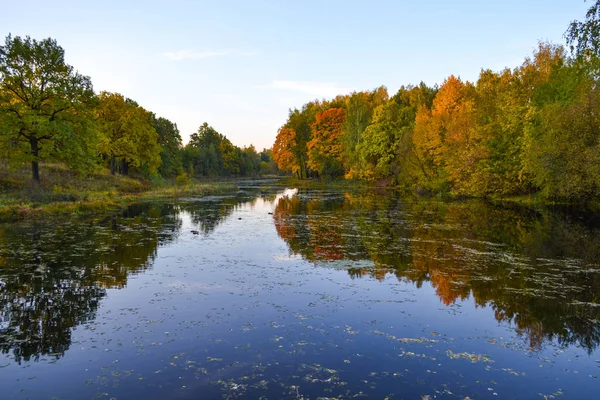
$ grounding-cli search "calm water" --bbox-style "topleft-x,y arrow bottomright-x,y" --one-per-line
1,182 -> 599,399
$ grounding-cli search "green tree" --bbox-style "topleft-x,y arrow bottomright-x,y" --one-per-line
566,0 -> 600,73
96,92 -> 161,175
187,123 -> 223,176
239,145 -> 261,176
342,87 -> 388,178
523,61 -> 600,199
153,116 -> 182,177
0,34 -> 97,185
356,101 -> 411,181
219,136 -> 240,176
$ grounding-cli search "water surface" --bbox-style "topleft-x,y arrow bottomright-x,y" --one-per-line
1,184 -> 599,399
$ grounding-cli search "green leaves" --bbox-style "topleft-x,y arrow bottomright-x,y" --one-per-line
96,92 -> 161,175
0,34 -> 96,183
566,1 -> 600,74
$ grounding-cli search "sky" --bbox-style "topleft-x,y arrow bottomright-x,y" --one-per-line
0,0 -> 591,150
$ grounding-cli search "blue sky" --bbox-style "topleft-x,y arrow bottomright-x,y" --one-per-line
0,0 -> 590,150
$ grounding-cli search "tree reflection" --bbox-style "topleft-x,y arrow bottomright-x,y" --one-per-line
0,203 -> 181,363
273,190 -> 600,352
181,189 -> 267,234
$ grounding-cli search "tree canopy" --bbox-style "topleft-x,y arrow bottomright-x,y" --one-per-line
270,4 -> 600,202
0,35 -> 97,184
0,34 -> 276,186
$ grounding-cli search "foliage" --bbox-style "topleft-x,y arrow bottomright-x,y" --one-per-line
270,6 -> 600,203
96,92 -> 162,176
273,127 -> 299,176
566,0 -> 600,74
0,35 -> 97,184
182,122 -> 267,178
307,107 -> 346,178
153,116 -> 182,177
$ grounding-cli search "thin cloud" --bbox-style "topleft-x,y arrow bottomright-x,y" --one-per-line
266,80 -> 352,98
163,49 -> 259,61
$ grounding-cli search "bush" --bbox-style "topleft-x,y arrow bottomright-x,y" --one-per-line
175,171 -> 190,186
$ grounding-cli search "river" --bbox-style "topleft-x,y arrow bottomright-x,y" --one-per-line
1,181 -> 599,399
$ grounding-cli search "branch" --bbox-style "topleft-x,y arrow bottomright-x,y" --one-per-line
4,84 -> 29,104
3,107 -> 23,120
50,106 -> 70,121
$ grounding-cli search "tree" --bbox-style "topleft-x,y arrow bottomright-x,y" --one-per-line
307,107 -> 346,178
342,87 -> 389,178
96,92 -> 161,175
356,101 -> 412,181
0,34 -> 97,185
273,127 -> 299,176
523,60 -> 600,199
239,145 -> 261,176
566,0 -> 600,73
219,136 -> 240,176
284,103 -> 320,178
153,116 -> 182,177
186,123 -> 225,176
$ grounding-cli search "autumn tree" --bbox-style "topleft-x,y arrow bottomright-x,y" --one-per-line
412,75 -> 477,194
0,35 -> 97,185
273,127 -> 299,177
284,102 -> 321,178
96,92 -> 161,175
307,107 -> 346,178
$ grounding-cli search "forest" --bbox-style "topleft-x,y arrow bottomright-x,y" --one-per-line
273,2 -> 600,201
0,35 -> 278,186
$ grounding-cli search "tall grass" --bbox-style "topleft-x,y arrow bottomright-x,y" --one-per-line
0,163 -> 236,221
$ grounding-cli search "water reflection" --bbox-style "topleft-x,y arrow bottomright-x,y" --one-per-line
274,189 -> 600,352
0,196 -> 241,363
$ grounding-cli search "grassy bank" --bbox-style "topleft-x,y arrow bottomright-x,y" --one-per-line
0,163 -> 237,222
278,175 -> 600,210
278,176 -> 370,189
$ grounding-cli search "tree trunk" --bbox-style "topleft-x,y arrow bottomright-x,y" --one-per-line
110,156 -> 116,175
121,159 -> 129,176
30,136 -> 40,185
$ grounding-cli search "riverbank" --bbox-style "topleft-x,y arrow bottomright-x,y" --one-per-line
278,176 -> 600,211
0,163 -> 237,222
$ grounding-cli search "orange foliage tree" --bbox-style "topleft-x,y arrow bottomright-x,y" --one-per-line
272,127 -> 300,177
412,75 -> 481,194
307,107 -> 346,178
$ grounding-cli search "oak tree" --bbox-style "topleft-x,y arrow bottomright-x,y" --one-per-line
0,35 -> 97,184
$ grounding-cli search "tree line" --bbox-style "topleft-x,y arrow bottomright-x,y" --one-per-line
0,35 -> 278,186
273,2 -> 600,200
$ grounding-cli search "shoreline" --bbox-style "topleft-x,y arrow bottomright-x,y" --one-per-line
3,175 -> 598,223
0,182 -> 238,223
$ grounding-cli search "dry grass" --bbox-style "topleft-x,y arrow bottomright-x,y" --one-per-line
0,162 -> 236,221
